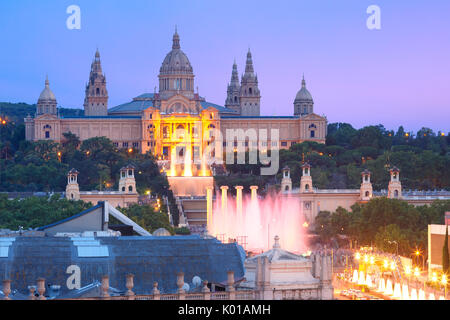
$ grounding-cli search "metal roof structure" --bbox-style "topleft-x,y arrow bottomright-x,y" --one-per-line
0,235 -> 246,297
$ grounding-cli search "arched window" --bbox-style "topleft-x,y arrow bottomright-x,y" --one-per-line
365,191 -> 370,197
305,184 -> 310,190
128,185 -> 133,192
234,96 -> 237,103
175,124 -> 185,139
310,130 -> 315,138
249,87 -> 252,94
394,190 -> 399,198
128,169 -> 133,176
122,186 -> 125,192
208,124 -> 215,139
285,185 -> 289,191
96,88 -> 100,95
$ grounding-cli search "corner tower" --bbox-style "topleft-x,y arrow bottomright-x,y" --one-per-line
300,163 -> 313,193
84,49 -> 108,116
239,49 -> 260,116
360,169 -> 373,201
119,164 -> 137,194
388,166 -> 402,199
294,75 -> 314,116
66,168 -> 80,200
36,76 -> 57,116
225,60 -> 241,114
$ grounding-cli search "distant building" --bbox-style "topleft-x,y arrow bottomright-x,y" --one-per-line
240,235 -> 333,300
65,165 -> 138,208
25,29 -> 327,162
277,165 -> 450,223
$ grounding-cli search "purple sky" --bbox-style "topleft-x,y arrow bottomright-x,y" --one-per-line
0,0 -> 449,133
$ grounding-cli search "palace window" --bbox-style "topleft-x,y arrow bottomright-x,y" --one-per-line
163,126 -> 170,138
123,142 -> 128,148
113,142 -> 119,147
281,141 -> 288,147
133,142 -> 139,148
175,125 -> 185,139
45,131 -> 50,139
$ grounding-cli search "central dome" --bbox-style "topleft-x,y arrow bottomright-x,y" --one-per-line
159,30 -> 193,75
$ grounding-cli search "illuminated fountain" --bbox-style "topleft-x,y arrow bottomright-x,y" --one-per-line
410,288 -> 418,300
358,271 -> 366,286
419,289 -> 426,300
385,279 -> 393,295
402,284 -> 410,300
393,282 -> 402,299
352,270 -> 359,283
207,185 -> 307,253
165,141 -> 214,196
378,278 -> 385,292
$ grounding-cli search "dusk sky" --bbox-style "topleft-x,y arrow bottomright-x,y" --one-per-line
0,0 -> 449,133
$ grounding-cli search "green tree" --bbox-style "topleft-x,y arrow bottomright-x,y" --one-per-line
120,204 -> 174,234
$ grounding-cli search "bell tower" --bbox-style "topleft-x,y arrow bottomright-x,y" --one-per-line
388,166 -> 402,199
66,168 -> 80,200
300,163 -> 313,193
225,60 -> 241,114
360,169 -> 373,201
84,49 -> 108,116
281,166 -> 292,193
239,49 -> 260,116
119,164 -> 137,194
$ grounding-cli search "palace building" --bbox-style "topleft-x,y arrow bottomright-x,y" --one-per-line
25,29 -> 327,177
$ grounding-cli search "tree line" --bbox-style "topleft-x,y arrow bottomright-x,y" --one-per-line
314,197 -> 450,256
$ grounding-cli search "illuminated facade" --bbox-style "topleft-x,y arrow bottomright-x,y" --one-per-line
25,30 -> 327,177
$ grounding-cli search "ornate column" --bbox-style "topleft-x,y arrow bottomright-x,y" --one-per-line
101,275 -> 110,299
37,278 -> 46,300
152,282 -> 160,300
235,186 -> 243,217
28,285 -> 36,300
202,280 -> 210,300
220,186 -> 229,216
250,185 -> 258,202
206,186 -> 214,231
125,274 -> 135,300
2,280 -> 11,300
177,272 -> 186,300
226,271 -> 235,300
